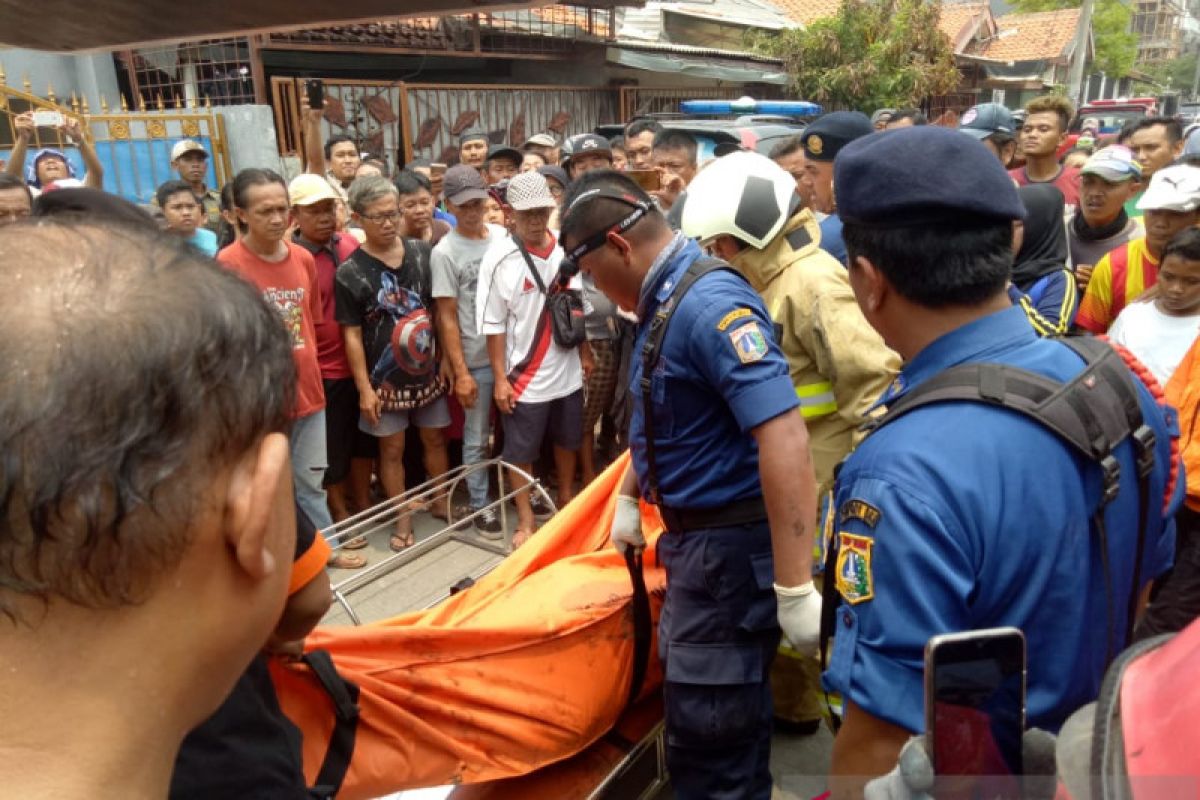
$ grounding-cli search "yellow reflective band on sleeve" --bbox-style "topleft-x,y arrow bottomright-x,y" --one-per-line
796,382 -> 837,419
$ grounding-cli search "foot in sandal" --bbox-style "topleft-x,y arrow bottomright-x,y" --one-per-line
327,550 -> 367,569
390,528 -> 415,552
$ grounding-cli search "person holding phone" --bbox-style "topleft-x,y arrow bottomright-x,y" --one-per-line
4,110 -> 104,195
822,127 -> 1181,798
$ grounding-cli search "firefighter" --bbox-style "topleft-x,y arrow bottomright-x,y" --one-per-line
681,150 -> 900,734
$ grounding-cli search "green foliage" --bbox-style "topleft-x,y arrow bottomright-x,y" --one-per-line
1009,0 -> 1136,76
1142,52 -> 1198,92
756,0 -> 960,112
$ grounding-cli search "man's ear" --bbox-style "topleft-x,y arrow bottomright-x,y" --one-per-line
224,432 -> 291,581
850,255 -> 888,313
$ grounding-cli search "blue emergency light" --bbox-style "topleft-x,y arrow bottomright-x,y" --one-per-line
680,98 -> 823,117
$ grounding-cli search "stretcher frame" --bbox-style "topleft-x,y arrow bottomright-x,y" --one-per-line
319,458 -> 670,799
321,458 -> 558,624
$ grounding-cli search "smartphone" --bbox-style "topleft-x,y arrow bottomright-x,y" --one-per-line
430,162 -> 447,178
305,79 -> 325,111
925,627 -> 1026,791
32,110 -> 65,128
626,168 -> 662,192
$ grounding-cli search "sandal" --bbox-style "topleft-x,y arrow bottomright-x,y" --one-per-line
327,551 -> 367,569
342,535 -> 369,550
390,530 -> 415,552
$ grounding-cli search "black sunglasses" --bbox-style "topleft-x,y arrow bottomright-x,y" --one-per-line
558,196 -> 651,286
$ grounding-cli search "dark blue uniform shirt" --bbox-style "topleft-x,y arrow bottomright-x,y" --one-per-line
823,306 -> 1180,734
629,236 -> 799,508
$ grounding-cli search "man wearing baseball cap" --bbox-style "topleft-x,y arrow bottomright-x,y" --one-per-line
477,171 -> 591,548
459,128 -> 489,170
564,133 -> 613,180
824,126 -> 1179,795
484,144 -> 522,186
798,110 -> 874,265
1070,146 -> 1143,291
432,165 -> 509,536
523,132 -> 560,165
287,173 -> 367,567
958,102 -> 1018,167
168,139 -> 221,233
1077,163 -> 1200,333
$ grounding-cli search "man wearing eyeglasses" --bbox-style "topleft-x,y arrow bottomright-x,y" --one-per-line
559,169 -> 822,800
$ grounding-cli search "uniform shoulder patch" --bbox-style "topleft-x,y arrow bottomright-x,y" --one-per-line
729,321 -> 768,364
716,307 -> 753,331
835,532 -> 874,604
839,499 -> 882,529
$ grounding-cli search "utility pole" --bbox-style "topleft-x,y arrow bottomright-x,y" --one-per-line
1068,0 -> 1097,106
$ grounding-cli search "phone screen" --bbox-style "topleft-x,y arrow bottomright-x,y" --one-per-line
926,629 -> 1025,794
626,169 -> 661,192
305,79 -> 324,110
32,110 -> 64,128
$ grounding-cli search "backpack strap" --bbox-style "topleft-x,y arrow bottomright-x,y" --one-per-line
639,255 -> 734,505
301,649 -> 361,800
819,337 -> 1157,699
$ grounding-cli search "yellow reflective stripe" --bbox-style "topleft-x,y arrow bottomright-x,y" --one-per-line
796,382 -> 837,418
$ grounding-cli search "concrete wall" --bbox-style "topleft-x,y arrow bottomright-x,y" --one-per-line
217,104 -> 283,174
0,49 -> 121,112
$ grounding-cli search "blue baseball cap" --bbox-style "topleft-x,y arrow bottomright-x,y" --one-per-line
835,126 -> 1025,226
1081,146 -> 1142,183
959,103 -> 1015,140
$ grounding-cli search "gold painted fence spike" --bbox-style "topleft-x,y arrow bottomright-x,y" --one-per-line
100,94 -> 110,112
70,93 -> 80,113
204,95 -> 212,109
120,94 -> 129,111
155,93 -> 164,111
0,62 -> 7,85
22,74 -> 31,93
187,95 -> 196,109
46,83 -> 56,102
137,95 -> 146,112
81,96 -> 90,114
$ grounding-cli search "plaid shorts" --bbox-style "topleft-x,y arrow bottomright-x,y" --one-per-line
583,338 -> 619,434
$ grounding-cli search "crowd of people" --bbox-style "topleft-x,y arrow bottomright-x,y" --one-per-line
3,87 -> 1200,800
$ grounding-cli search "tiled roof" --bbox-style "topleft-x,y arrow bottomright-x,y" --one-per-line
267,18 -> 455,48
939,1 -> 990,49
767,0 -> 842,26
982,8 -> 1081,62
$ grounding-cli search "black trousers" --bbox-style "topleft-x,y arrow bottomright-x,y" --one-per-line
1137,505 -> 1200,640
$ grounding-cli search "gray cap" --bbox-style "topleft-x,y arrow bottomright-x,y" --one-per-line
442,163 -> 488,205
959,103 -> 1015,140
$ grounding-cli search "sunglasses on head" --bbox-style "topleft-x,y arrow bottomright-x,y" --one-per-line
559,189 -> 652,285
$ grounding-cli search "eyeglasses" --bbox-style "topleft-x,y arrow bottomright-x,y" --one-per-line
360,211 -> 401,223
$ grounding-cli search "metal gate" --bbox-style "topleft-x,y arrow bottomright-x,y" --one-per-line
273,76 -> 621,169
1,67 -> 231,205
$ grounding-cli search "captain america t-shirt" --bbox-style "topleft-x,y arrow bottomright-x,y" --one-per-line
334,239 -> 446,411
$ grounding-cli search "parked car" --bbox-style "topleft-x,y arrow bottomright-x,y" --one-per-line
597,97 -> 821,159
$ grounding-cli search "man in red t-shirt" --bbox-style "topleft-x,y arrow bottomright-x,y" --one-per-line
287,176 -> 369,567
220,168 -> 332,536
1010,95 -> 1081,209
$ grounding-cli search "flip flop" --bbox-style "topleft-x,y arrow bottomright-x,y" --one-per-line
390,530 -> 415,552
327,551 -> 367,569
342,535 -> 369,550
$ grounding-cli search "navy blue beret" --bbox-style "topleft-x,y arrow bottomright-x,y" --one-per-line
800,111 -> 874,163
834,126 -> 1025,226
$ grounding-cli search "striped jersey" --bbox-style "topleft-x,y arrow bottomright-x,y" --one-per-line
1075,237 -> 1159,334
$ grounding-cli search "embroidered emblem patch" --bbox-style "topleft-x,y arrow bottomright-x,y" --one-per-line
835,532 -> 874,604
839,499 -> 882,529
729,321 -> 768,364
716,307 -> 753,331
806,134 -> 824,157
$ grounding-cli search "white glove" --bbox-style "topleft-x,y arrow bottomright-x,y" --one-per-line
611,494 -> 645,554
775,581 -> 822,653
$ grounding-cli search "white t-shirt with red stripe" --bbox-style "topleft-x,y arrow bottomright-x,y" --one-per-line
477,233 -> 583,404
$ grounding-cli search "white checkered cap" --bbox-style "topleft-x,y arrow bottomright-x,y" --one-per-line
506,171 -> 558,211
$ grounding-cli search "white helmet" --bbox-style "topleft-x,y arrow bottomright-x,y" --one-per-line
680,150 -> 798,250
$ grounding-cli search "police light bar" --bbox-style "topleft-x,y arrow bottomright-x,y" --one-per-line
680,98 -> 823,117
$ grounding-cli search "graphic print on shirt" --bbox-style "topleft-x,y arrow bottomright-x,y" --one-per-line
368,271 -> 439,408
263,287 -> 306,350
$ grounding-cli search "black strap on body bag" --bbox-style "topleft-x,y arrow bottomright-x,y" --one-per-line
301,649 -> 361,800
817,336 -> 1158,731
513,237 -> 586,349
